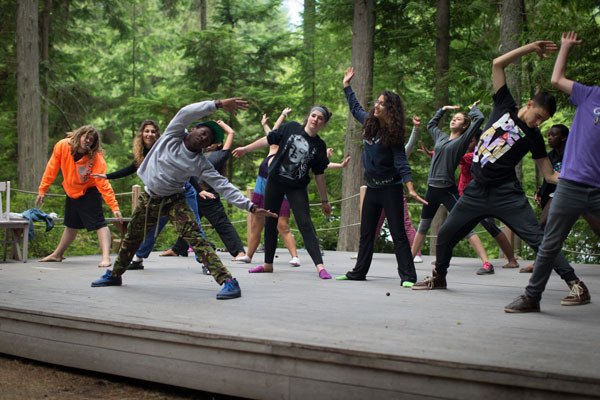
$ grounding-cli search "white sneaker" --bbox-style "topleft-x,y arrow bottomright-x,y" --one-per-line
413,255 -> 423,263
350,254 -> 358,260
234,254 -> 251,263
289,256 -> 301,267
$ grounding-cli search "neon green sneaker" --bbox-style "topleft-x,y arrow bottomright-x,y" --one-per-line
402,281 -> 414,288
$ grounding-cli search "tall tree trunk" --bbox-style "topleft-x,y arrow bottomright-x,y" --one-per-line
40,0 -> 51,157
200,0 -> 207,30
337,0 -> 375,252
499,0 -> 525,256
302,0 -> 316,106
17,0 -> 43,191
429,0 -> 450,256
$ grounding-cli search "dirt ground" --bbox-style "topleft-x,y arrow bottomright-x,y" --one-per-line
0,353 -> 245,400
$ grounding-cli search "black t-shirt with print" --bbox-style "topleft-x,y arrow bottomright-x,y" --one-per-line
471,85 -> 547,184
267,121 -> 329,188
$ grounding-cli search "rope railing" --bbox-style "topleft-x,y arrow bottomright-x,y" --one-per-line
8,183 -> 599,261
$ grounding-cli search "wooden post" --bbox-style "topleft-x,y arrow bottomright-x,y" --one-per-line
246,188 -> 254,241
359,185 -> 367,219
132,185 -> 141,214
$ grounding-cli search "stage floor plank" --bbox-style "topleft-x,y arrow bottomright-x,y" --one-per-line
1,249 -> 599,399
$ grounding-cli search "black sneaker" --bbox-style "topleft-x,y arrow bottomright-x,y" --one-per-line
412,269 -> 447,290
504,295 -> 540,313
561,280 -> 591,306
476,261 -> 494,275
127,260 -> 144,270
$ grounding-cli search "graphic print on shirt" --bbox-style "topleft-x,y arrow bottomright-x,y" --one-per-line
473,112 -> 525,167
77,160 -> 93,183
279,133 -> 315,180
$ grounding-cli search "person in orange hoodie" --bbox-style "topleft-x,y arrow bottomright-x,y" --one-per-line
36,125 -> 122,268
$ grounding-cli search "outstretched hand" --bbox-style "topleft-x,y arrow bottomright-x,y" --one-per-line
408,189 -> 428,206
530,40 -> 558,59
442,105 -> 460,111
35,194 -> 44,208
281,107 -> 292,117
199,190 -> 216,200
412,115 -> 421,127
232,146 -> 247,158
254,208 -> 278,218
219,98 -> 249,114
561,31 -> 582,49
468,100 -> 481,109
215,119 -> 234,134
321,202 -> 332,216
339,155 -> 351,168
343,66 -> 354,87
91,173 -> 107,179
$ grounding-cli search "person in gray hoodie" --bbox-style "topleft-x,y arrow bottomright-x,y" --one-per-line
91,98 -> 276,300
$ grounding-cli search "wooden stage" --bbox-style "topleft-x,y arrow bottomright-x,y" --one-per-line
1,249 -> 599,399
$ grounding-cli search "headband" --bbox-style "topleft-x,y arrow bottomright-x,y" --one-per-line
311,106 -> 331,122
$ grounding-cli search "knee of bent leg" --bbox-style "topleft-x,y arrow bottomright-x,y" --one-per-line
417,218 -> 432,235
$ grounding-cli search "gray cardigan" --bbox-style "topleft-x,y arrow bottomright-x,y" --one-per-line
426,106 -> 484,188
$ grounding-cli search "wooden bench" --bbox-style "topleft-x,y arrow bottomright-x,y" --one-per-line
0,181 -> 30,262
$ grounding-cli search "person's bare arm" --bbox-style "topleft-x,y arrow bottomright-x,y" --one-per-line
535,157 -> 559,185
551,31 -> 581,96
273,108 -> 291,130
492,41 -> 557,92
232,136 -> 269,158
216,120 -> 235,150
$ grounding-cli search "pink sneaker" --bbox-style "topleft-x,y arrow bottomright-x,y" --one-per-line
248,265 -> 272,273
318,269 -> 332,279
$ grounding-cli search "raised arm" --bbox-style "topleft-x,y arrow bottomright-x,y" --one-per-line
273,108 -> 291,130
342,67 -> 369,124
232,136 -> 269,158
216,120 -> 235,150
492,41 -> 557,92
551,31 -> 581,95
405,115 -> 421,158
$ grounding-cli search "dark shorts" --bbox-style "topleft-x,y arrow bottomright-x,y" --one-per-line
251,192 -> 291,218
64,187 -> 107,231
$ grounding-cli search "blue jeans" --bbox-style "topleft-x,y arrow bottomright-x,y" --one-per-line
135,182 -> 205,258
525,179 -> 600,301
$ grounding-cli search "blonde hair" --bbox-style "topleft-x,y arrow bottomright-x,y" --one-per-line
132,120 -> 161,167
66,125 -> 102,160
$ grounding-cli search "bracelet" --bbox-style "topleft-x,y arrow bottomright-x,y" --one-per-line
250,204 -> 257,213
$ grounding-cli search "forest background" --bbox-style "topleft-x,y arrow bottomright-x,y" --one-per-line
1,0 -> 599,263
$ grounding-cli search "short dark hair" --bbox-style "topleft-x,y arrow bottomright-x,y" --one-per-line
551,123 -> 569,138
532,91 -> 557,117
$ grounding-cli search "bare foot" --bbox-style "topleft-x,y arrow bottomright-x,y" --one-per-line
502,260 -> 520,269
98,260 -> 112,268
39,255 -> 64,262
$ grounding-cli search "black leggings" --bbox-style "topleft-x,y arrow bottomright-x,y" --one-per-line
418,184 -> 501,237
263,177 -> 322,265
346,185 -> 416,283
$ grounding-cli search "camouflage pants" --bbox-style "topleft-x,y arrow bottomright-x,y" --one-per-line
113,191 -> 231,284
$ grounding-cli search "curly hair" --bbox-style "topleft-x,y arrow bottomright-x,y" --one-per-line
363,91 -> 405,147
66,125 -> 102,160
132,120 -> 161,167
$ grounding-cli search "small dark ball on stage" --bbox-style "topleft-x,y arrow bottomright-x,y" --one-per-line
275,255 -> 279,258
386,292 -> 390,296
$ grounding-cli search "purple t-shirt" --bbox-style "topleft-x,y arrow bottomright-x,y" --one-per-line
560,82 -> 600,188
